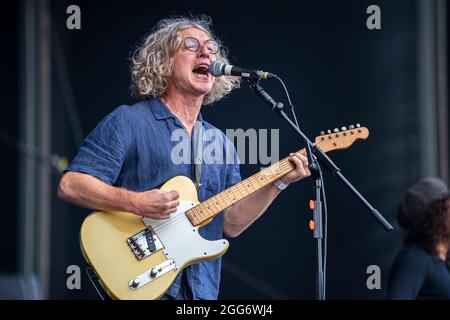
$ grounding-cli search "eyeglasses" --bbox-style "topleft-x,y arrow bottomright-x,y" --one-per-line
183,37 -> 220,54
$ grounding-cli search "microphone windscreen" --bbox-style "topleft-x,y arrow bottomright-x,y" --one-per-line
209,61 -> 224,76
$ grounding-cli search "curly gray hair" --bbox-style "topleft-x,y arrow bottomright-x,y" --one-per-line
131,16 -> 240,105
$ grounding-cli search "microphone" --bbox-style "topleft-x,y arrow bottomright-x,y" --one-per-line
209,61 -> 276,80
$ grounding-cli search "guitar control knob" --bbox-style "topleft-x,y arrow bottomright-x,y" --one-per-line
341,126 -> 347,131
319,131 -> 325,136
349,125 -> 355,129
150,268 -> 158,278
356,123 -> 361,128
327,130 -> 331,134
130,278 -> 140,288
333,128 -> 339,133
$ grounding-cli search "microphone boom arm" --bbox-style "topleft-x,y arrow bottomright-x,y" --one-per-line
247,79 -> 394,232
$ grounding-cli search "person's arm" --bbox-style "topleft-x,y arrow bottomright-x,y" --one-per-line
58,107 -> 179,220
223,151 -> 310,238
58,172 -> 180,220
387,246 -> 430,299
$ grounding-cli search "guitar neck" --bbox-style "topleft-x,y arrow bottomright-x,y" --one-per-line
186,155 -> 296,226
185,125 -> 368,227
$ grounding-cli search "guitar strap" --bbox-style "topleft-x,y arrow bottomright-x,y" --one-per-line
193,120 -> 203,191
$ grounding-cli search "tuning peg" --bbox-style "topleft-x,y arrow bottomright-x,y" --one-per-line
333,128 -> 339,133
356,123 -> 361,128
319,131 -> 325,136
327,129 -> 331,134
341,126 -> 347,131
348,125 -> 355,129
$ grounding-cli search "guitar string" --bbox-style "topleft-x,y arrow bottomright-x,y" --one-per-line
151,160 -> 296,234
148,138 -> 348,234
132,137 -> 357,255
149,136 -> 345,233
152,145 -> 337,234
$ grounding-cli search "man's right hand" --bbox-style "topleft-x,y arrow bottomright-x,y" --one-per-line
133,189 -> 180,219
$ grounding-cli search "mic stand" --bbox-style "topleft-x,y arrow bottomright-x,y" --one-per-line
305,132 -> 326,300
246,79 -> 393,300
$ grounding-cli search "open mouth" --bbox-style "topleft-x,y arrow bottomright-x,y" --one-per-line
192,64 -> 210,80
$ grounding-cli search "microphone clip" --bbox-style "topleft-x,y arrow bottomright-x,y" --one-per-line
246,78 -> 284,112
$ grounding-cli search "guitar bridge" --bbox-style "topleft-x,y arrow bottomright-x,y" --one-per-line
127,226 -> 163,260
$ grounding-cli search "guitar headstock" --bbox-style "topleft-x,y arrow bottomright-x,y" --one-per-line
314,124 -> 369,152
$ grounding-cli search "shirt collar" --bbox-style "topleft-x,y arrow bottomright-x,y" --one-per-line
151,97 -> 203,122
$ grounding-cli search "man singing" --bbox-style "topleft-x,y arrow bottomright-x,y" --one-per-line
58,15 -> 310,300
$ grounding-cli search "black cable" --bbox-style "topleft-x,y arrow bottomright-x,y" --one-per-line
274,74 -> 328,299
274,75 -> 300,130
319,167 -> 328,299
85,266 -> 107,300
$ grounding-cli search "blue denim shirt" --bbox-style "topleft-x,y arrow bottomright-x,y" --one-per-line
67,97 -> 241,299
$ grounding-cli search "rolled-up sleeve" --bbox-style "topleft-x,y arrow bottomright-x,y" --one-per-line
66,107 -> 129,185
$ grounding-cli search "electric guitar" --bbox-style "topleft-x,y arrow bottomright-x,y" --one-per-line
80,125 -> 369,299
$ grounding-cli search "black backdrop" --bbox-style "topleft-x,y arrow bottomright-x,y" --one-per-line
2,0 -> 423,299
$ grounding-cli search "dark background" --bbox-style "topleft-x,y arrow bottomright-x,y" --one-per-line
1,0 -> 448,300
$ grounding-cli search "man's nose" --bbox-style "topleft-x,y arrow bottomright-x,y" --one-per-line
197,44 -> 210,58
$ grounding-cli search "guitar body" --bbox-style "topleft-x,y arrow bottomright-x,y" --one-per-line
80,176 -> 229,300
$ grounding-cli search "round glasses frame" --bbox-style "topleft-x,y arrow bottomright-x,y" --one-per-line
183,37 -> 220,54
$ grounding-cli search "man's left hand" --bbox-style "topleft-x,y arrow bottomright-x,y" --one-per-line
279,151 -> 311,185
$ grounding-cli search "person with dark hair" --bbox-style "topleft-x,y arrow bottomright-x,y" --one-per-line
396,177 -> 449,232
387,177 -> 450,299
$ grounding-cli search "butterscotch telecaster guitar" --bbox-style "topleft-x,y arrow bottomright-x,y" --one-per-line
80,125 -> 369,299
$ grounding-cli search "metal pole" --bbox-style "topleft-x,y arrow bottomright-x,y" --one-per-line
18,0 -> 52,298
436,0 -> 449,184
19,0 -> 38,277
417,0 -> 439,177
37,0 -> 52,298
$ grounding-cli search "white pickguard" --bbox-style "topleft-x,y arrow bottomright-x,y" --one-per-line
142,201 -> 228,270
